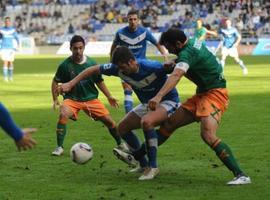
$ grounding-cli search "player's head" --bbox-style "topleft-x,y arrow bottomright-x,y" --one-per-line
127,10 -> 139,31
225,18 -> 232,28
4,17 -> 11,27
70,35 -> 85,63
196,18 -> 203,28
111,46 -> 138,75
160,28 -> 188,55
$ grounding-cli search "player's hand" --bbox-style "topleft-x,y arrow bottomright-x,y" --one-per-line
107,96 -> 119,108
163,60 -> 176,72
60,82 -> 72,93
148,96 -> 162,111
15,128 -> 37,151
52,99 -> 60,110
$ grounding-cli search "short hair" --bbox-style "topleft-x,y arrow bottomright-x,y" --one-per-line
70,35 -> 85,47
4,16 -> 10,21
111,46 -> 135,65
159,28 -> 187,45
127,10 -> 139,17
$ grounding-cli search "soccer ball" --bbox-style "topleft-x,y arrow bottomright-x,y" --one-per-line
70,142 -> 93,164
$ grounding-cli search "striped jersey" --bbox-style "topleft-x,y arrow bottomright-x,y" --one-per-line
113,26 -> 157,59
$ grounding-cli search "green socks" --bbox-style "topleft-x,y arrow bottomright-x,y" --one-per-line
213,141 -> 243,176
56,123 -> 67,147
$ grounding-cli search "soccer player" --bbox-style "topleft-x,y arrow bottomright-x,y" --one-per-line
51,35 -> 125,156
0,17 -> 19,82
146,28 -> 251,185
220,18 -> 248,75
59,46 -> 180,180
194,18 -> 217,43
110,10 -> 168,114
0,103 -> 37,151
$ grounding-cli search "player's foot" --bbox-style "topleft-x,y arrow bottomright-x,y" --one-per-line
129,165 -> 145,173
138,167 -> 159,180
227,175 -> 251,185
4,77 -> 8,82
113,147 -> 138,167
116,142 -> 130,153
243,68 -> 248,75
51,146 -> 64,156
9,77 -> 13,82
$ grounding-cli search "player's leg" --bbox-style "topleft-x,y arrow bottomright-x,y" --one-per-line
52,100 -> 77,156
116,110 -> 148,168
83,99 -> 123,147
122,81 -> 133,113
8,61 -> 14,81
3,60 -> 9,82
220,47 -> 229,70
231,49 -> 248,75
199,89 -> 250,184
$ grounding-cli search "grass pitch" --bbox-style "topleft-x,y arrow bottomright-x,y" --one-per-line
0,55 -> 270,200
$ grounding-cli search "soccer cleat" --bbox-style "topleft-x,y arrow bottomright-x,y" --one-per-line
129,165 -> 145,173
227,175 -> 251,185
116,142 -> 130,153
243,68 -> 248,75
113,147 -> 138,167
51,146 -> 64,156
138,167 -> 159,180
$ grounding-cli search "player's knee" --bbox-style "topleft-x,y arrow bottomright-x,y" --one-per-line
117,122 -> 128,135
141,117 -> 154,130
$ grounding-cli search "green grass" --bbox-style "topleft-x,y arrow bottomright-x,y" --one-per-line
0,55 -> 270,200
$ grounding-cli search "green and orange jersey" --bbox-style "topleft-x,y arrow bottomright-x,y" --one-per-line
176,38 -> 226,94
54,56 -> 103,101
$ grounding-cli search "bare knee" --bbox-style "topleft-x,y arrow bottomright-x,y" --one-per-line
100,115 -> 116,129
141,117 -> 154,131
200,129 -> 218,146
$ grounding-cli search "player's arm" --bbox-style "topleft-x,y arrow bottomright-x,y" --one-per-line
13,31 -> 20,48
206,29 -> 218,37
234,32 -> 241,47
110,41 -> 118,60
0,103 -> 37,151
148,62 -> 188,110
51,79 -> 61,110
60,65 -> 101,93
156,43 -> 169,61
96,81 -> 119,108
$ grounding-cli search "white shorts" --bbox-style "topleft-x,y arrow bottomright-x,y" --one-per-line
221,46 -> 239,58
1,49 -> 15,62
132,100 -> 180,118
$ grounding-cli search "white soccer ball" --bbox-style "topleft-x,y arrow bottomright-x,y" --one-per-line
70,142 -> 93,164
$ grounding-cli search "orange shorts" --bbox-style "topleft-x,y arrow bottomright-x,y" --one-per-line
181,88 -> 229,122
63,99 -> 109,120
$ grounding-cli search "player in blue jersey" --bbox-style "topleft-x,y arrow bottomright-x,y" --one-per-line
110,10 -> 168,114
220,19 -> 248,75
0,17 -> 20,82
0,103 -> 37,151
59,46 -> 180,180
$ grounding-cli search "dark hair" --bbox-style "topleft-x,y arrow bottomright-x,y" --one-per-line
70,35 -> 85,47
111,46 -> 135,65
159,28 -> 187,45
4,16 -> 10,20
127,10 -> 139,17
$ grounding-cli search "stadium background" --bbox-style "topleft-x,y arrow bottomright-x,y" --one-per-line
1,0 -> 270,55
1,1 -> 270,200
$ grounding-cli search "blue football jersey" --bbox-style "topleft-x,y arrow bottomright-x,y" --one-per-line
220,27 -> 240,48
100,59 -> 179,103
0,26 -> 19,50
113,26 -> 157,59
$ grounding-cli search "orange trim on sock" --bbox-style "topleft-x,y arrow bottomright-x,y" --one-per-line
211,138 -> 221,149
58,118 -> 68,124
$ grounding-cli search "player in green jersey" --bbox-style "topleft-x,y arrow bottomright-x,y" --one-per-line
147,28 -> 251,185
194,18 -> 217,43
51,35 -> 126,156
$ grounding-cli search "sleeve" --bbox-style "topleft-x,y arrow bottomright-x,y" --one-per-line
176,51 -> 192,67
0,103 -> 24,141
113,31 -> 120,45
54,64 -> 64,82
99,63 -> 118,76
146,29 -> 158,45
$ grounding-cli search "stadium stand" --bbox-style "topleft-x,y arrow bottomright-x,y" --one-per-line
0,0 -> 269,45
